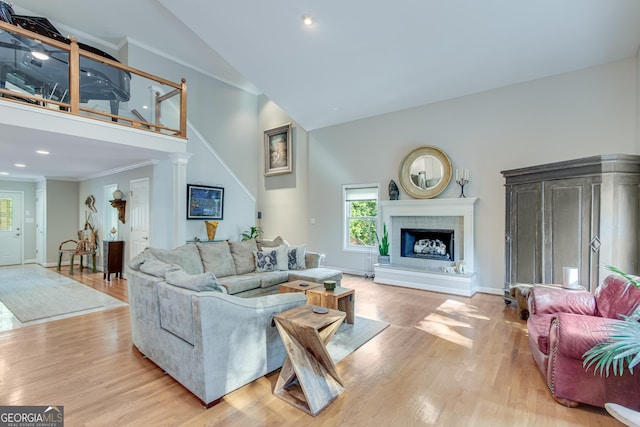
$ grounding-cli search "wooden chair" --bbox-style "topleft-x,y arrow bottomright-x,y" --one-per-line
57,227 -> 98,275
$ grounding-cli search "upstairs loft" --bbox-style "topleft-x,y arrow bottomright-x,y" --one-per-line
0,17 -> 187,134
0,11 -> 187,139
0,9 -> 188,179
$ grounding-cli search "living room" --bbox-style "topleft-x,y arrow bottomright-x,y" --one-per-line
0,1 -> 639,425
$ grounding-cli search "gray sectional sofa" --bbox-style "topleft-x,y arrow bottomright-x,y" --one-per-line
126,238 -> 342,407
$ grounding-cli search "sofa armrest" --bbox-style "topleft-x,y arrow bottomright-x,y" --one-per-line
550,312 -> 620,360
197,291 -> 306,311
194,292 -> 308,340
528,285 -> 596,316
305,251 -> 322,269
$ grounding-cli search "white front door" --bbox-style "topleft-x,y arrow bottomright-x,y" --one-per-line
129,178 -> 150,260
0,191 -> 23,266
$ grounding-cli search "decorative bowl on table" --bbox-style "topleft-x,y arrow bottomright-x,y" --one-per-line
324,280 -> 336,291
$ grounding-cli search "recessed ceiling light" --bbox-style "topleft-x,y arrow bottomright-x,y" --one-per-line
302,14 -> 314,26
36,150 -> 49,155
14,163 -> 26,168
31,42 -> 49,61
0,172 -> 8,175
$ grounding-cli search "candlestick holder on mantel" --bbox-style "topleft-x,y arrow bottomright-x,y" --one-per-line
455,168 -> 469,198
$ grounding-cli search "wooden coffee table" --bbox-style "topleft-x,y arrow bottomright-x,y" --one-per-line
273,304 -> 346,416
306,286 -> 355,324
278,280 -> 323,294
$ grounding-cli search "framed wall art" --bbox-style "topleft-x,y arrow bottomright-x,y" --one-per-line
264,123 -> 292,176
187,184 -> 224,220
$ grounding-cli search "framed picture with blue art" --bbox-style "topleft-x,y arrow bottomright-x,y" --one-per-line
187,184 -> 224,220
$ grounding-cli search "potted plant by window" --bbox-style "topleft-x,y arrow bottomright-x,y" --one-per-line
375,223 -> 390,264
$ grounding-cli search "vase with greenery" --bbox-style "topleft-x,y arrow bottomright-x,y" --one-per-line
241,225 -> 263,241
583,266 -> 640,376
375,223 -> 390,264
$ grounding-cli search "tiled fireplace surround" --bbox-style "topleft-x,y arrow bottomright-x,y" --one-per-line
373,198 -> 478,296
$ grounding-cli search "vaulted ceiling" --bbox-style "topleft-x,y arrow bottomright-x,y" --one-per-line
4,0 -> 640,180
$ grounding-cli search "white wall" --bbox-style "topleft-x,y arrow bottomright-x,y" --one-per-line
307,58 -> 638,293
637,52 -> 640,153
45,180 -> 79,265
125,43 -> 259,197
78,42 -> 259,251
257,97 -> 310,246
183,125 -> 255,241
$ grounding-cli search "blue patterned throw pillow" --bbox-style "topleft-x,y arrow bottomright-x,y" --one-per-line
287,248 -> 298,270
255,250 -> 278,272
287,244 -> 306,270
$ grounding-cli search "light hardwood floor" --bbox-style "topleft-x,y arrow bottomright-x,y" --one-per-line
0,268 -> 620,426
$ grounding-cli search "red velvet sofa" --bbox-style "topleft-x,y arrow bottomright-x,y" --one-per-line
527,275 -> 640,410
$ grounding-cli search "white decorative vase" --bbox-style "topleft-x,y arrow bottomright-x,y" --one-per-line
113,189 -> 124,200
378,255 -> 390,264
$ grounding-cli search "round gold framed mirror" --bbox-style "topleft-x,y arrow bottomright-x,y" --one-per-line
398,146 -> 452,198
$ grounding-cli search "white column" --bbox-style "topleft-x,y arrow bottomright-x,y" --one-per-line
169,152 -> 193,248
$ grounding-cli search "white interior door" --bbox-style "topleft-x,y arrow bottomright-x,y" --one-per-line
36,188 -> 45,265
129,178 -> 150,260
0,191 -> 23,266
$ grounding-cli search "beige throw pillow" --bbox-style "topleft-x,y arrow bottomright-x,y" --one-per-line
229,239 -> 258,275
257,235 -> 287,250
197,241 -> 236,278
149,244 -> 204,275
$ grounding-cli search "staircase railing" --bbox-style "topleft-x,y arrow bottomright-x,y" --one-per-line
0,20 -> 187,138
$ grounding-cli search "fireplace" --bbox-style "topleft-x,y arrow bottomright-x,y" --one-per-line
401,228 -> 454,261
374,198 -> 478,297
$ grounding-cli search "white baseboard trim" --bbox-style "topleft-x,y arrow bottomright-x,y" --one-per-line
477,287 -> 503,296
307,265 -> 504,297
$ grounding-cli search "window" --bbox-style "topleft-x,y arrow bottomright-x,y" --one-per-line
343,185 -> 378,251
0,198 -> 12,231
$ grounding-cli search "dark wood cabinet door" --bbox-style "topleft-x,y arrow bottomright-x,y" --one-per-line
103,240 -> 124,281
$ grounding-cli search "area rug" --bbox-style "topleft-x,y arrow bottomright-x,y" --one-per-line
0,265 -> 127,325
328,316 -> 389,363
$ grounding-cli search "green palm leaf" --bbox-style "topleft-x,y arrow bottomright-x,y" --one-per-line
583,267 -> 640,376
583,310 -> 640,376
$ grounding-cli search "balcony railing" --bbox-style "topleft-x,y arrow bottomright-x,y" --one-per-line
0,20 -> 187,138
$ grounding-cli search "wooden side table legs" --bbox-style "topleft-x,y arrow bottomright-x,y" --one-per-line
274,308 -> 346,416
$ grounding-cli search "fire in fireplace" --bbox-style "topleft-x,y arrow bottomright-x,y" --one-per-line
400,228 -> 454,261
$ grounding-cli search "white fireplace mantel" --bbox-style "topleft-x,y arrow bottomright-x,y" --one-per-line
375,198 -> 479,297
